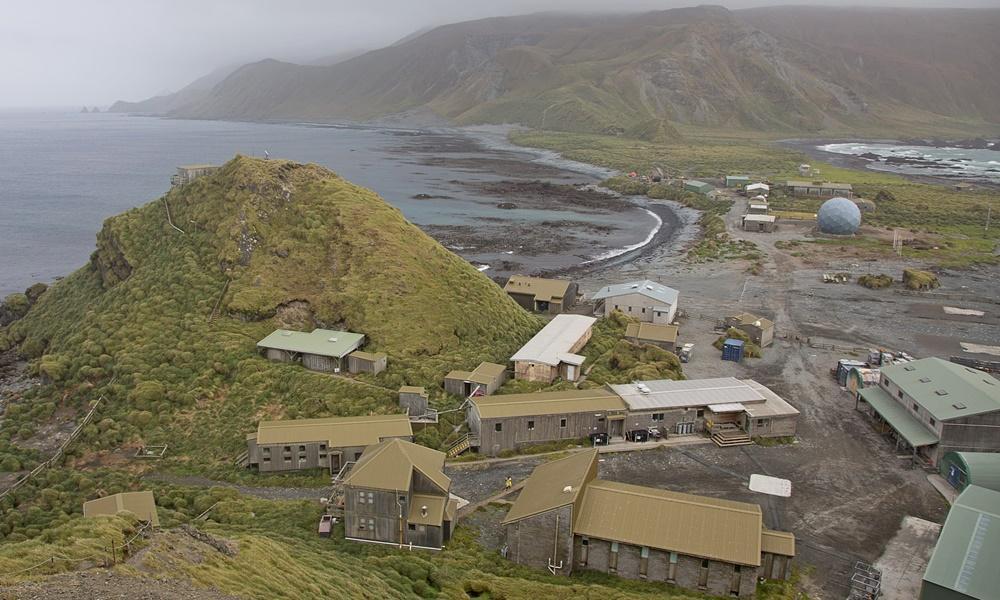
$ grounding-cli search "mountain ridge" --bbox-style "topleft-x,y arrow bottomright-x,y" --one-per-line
111,6 -> 1000,134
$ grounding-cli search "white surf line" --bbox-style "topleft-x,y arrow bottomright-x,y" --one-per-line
581,208 -> 662,265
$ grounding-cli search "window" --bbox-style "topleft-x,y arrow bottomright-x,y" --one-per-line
408,523 -> 416,531
299,445 -> 306,452
912,402 -> 919,411
639,546 -> 650,578
560,418 -> 567,428
262,447 -> 270,455
319,444 -> 327,450
283,446 -> 291,452
668,552 -> 678,582
641,307 -> 646,314
652,413 -> 664,422
495,422 -> 503,432
627,306 -> 632,312
398,495 -> 407,503
367,492 -> 374,503
262,457 -> 270,462
897,390 -> 903,399
609,542 -> 619,573
757,419 -> 766,427
929,418 -> 936,427
527,420 -> 535,431
696,409 -> 704,418
614,304 -> 619,310
358,491 -> 366,503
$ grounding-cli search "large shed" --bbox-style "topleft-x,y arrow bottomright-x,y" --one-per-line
920,485 -> 1000,600
347,350 -> 387,375
257,328 -> 365,373
624,322 -> 679,351
724,312 -> 775,347
939,451 -> 1000,493
511,315 -> 595,383
684,180 -> 714,195
784,181 -> 854,199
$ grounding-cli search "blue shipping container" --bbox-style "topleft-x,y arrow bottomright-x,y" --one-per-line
722,339 -> 744,362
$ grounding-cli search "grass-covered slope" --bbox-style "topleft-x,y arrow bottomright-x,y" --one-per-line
0,156 -> 538,469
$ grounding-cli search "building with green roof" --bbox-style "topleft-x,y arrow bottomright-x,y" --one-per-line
257,328 -> 365,372
856,358 -> 1000,466
920,485 -> 1000,600
683,180 -> 714,195
939,452 -> 1000,493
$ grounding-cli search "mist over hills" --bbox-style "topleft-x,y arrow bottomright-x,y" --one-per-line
111,5 -> 1000,134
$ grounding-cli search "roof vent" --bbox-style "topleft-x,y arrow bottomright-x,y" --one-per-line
636,383 -> 651,394
281,331 -> 292,336
984,379 -> 995,386
646,285 -> 654,290
953,402 -> 967,410
903,365 -> 916,371
328,337 -> 338,342
934,389 -> 949,396
420,505 -> 428,517
562,485 -> 573,494
919,377 -> 931,383
631,284 -> 639,289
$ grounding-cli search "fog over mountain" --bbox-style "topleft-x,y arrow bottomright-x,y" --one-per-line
2,0 -> 997,108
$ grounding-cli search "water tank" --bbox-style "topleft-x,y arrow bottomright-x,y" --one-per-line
817,197 -> 861,235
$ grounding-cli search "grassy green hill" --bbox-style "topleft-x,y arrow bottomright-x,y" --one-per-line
0,156 -> 539,473
116,6 -> 1000,136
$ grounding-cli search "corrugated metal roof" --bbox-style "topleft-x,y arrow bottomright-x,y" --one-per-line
708,402 -> 746,413
744,214 -> 776,223
83,491 -> 160,526
743,380 -> 801,418
343,438 -> 449,493
472,389 -> 626,419
445,362 -> 508,385
503,276 -> 573,303
590,280 -> 679,307
256,414 -> 412,446
882,357 -> 1000,421
945,452 -> 1000,493
257,328 -> 364,358
574,480 -> 764,566
746,183 -> 770,191
625,322 -> 678,343
609,377 -> 764,411
511,314 -> 595,367
923,485 -> 1000,600
761,530 -> 795,556
408,493 -> 448,526
502,449 -> 598,524
859,387 -> 938,447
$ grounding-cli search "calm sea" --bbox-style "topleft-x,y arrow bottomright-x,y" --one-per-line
0,111 -> 655,296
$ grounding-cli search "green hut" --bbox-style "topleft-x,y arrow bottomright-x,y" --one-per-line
939,451 -> 1000,493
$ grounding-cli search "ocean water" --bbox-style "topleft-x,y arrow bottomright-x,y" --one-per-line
0,111 -> 656,295
818,142 -> 1000,183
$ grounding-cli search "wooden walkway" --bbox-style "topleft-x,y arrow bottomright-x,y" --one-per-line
456,480 -> 526,520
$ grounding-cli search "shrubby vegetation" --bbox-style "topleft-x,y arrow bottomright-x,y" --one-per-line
712,328 -> 762,358
857,274 -> 894,289
902,268 -> 940,290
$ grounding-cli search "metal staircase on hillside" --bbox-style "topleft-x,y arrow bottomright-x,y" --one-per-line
446,434 -> 478,458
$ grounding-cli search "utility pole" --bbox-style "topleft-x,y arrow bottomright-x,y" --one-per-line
986,205 -> 991,233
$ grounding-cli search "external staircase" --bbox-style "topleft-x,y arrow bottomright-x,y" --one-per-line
446,434 -> 478,458
710,424 -> 753,447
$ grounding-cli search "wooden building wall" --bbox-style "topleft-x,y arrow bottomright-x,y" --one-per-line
399,392 -> 428,417
476,410 -> 610,454
504,504 -> 575,574
601,292 -> 675,324
344,486 -> 405,544
302,353 -> 338,372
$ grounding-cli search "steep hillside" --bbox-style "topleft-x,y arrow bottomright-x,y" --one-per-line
0,156 -> 538,468
108,63 -> 241,115
117,6 -> 1000,134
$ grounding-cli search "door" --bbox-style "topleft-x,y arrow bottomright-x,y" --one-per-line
566,365 -> 576,381
677,422 -> 694,435
948,464 -> 964,489
609,419 -> 624,438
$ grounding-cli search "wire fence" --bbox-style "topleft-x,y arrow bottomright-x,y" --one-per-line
0,393 -> 107,502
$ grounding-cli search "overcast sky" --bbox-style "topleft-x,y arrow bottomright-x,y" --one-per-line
2,0 -> 996,108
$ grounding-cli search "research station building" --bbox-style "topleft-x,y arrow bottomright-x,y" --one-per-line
920,485 -> 1000,600
246,414 -> 413,474
511,314 -> 595,383
467,389 -> 627,455
342,439 -> 456,550
591,280 -> 679,324
724,312 -> 775,348
856,357 -> 1000,466
624,322 -> 679,352
502,450 -> 794,598
608,377 -> 800,446
257,328 -> 365,373
503,276 -> 578,314
938,451 -> 1000,493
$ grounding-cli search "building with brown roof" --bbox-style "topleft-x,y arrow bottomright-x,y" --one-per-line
502,450 -> 794,597
444,362 -> 509,397
347,350 -> 387,375
624,322 -> 679,351
467,389 -> 627,455
341,439 -> 455,550
399,386 -> 429,417
504,276 -> 578,314
246,414 -> 413,474
724,313 -> 775,348
83,491 -> 160,526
